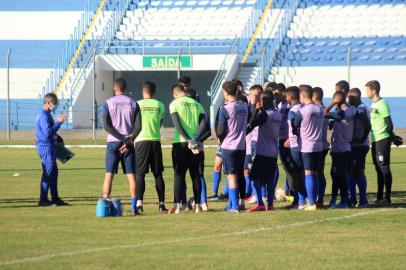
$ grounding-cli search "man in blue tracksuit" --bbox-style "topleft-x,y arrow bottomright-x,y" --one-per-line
36,93 -> 68,206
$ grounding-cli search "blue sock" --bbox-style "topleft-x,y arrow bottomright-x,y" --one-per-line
223,180 -> 229,196
201,177 -> 207,203
305,174 -> 315,205
298,191 -> 306,205
347,174 -> 356,202
251,181 -> 257,199
266,179 -> 275,206
131,197 -> 137,212
253,181 -> 264,206
358,176 -> 368,205
212,171 -> 221,195
226,196 -> 232,210
229,188 -> 239,210
244,176 -> 251,196
317,175 -> 326,204
313,174 -> 319,204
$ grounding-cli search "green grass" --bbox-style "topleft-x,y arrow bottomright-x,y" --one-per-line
0,147 -> 405,269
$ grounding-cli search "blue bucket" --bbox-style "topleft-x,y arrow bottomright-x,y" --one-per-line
96,198 -> 112,217
110,198 -> 123,217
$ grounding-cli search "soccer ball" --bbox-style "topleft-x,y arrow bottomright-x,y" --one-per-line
275,188 -> 287,202
187,197 -> 195,210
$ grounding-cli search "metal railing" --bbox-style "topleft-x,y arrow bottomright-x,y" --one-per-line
260,0 -> 301,83
209,0 -> 270,103
40,0 -> 108,98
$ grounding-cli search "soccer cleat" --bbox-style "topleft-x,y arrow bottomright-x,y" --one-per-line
38,200 -> 52,207
247,204 -> 266,212
159,205 -> 168,213
304,204 -> 317,211
335,202 -> 349,209
284,203 -> 298,210
181,203 -> 189,211
316,202 -> 324,209
374,198 -> 391,206
355,202 -> 369,208
208,196 -> 222,202
195,204 -> 202,213
137,205 -> 144,213
349,198 -> 357,208
227,209 -> 239,213
328,200 -> 337,209
131,208 -> 140,216
168,207 -> 180,214
201,203 -> 209,212
245,195 -> 258,204
297,204 -> 306,210
51,198 -> 69,206
266,204 -> 275,211
218,193 -> 228,200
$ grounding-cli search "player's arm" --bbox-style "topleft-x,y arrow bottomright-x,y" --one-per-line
247,109 -> 267,134
197,113 -> 211,142
384,116 -> 394,137
324,107 -> 345,121
171,113 -> 191,141
216,106 -> 229,143
354,108 -> 371,143
127,103 -> 142,145
288,110 -> 299,135
41,114 -> 63,139
101,103 -> 126,142
292,110 -> 303,129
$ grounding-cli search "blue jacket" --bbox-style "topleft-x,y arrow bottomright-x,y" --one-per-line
36,109 -> 62,146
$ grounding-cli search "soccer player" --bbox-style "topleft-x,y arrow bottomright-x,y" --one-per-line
216,81 -> 249,212
36,93 -> 68,206
366,80 -> 394,205
247,91 -> 282,211
312,87 -> 329,208
324,90 -> 354,208
134,81 -> 167,213
168,84 -> 207,214
273,83 -> 294,200
335,80 -> 350,96
293,85 -> 324,211
185,89 -> 211,211
285,86 -> 306,209
101,78 -> 142,215
348,87 -> 371,207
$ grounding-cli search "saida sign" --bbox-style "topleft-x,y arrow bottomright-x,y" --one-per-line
142,55 -> 192,70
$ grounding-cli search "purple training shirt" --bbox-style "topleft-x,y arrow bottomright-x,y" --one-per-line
256,109 -> 282,158
298,104 -> 324,153
288,103 -> 303,149
331,106 -> 355,153
219,100 -> 248,151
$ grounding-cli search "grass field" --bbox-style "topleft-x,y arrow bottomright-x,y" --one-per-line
0,146 -> 405,269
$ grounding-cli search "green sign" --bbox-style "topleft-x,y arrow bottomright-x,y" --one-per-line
142,55 -> 192,69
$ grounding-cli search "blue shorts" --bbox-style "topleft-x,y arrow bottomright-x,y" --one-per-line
302,151 -> 322,171
105,141 -> 135,174
215,147 -> 223,159
244,154 -> 253,169
287,148 -> 303,172
222,149 -> 245,175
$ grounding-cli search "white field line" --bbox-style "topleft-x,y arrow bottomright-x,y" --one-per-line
0,145 -> 405,149
0,208 -> 400,267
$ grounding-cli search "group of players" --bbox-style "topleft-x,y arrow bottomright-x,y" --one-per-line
36,75 -> 399,214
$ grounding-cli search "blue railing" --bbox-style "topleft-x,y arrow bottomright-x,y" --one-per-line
40,0 -> 107,98
209,0 -> 270,102
260,0 -> 300,83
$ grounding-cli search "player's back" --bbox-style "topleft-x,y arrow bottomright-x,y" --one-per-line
331,106 -> 355,153
278,102 -> 290,140
299,104 -> 324,153
288,103 -> 302,149
256,109 -> 282,158
220,100 -> 248,151
104,95 -> 137,142
353,103 -> 370,147
136,98 -> 165,142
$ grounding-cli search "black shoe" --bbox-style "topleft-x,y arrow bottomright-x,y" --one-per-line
132,208 -> 140,216
38,200 -> 52,207
137,205 -> 144,213
51,198 -> 69,206
159,205 -> 168,213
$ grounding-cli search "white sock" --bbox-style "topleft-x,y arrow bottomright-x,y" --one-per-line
137,200 -> 143,207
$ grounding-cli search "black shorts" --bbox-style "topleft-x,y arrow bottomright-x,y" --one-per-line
134,141 -> 164,175
301,151 -> 322,171
287,148 -> 303,172
331,151 -> 351,176
250,154 -> 277,184
351,145 -> 369,171
371,138 -> 391,167
215,147 -> 223,159
172,142 -> 201,176
221,149 -> 245,175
